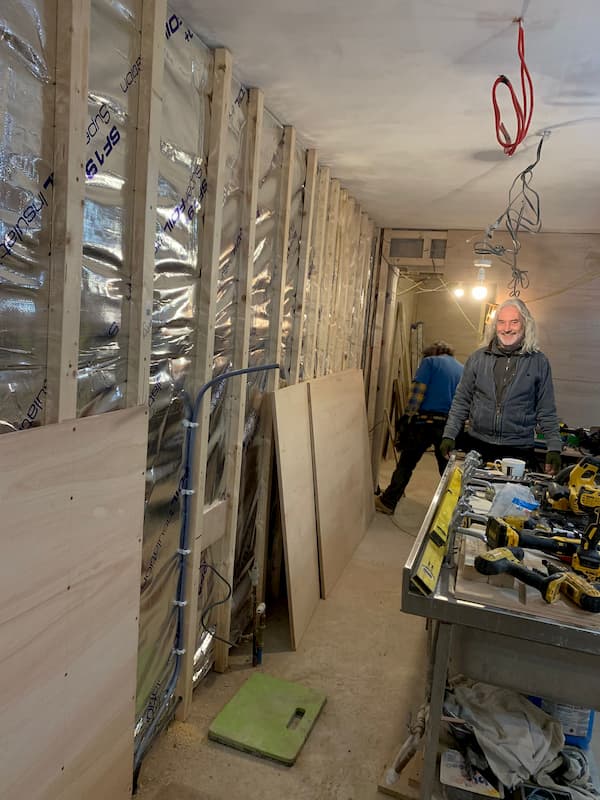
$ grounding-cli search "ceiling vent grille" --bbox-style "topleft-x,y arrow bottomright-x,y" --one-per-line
383,229 -> 447,272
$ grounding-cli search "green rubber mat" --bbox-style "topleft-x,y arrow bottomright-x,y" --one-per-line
208,672 -> 327,765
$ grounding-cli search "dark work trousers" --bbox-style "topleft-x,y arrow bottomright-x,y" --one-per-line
459,432 -> 536,470
381,416 -> 447,510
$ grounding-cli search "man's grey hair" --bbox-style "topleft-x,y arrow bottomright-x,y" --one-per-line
487,298 -> 539,353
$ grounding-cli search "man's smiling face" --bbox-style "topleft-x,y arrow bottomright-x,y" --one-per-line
496,305 -> 524,348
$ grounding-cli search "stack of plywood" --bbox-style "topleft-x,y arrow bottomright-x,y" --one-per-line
273,369 -> 374,648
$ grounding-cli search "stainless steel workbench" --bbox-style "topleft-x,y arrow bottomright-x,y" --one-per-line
401,459 -> 600,800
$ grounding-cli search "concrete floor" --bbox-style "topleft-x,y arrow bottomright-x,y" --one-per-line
135,452 -> 440,800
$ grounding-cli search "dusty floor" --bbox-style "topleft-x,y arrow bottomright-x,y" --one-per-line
135,452 -> 440,800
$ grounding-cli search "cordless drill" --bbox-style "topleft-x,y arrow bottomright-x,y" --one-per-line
571,507 -> 600,581
486,516 -> 579,562
474,547 -> 565,604
543,559 -> 600,613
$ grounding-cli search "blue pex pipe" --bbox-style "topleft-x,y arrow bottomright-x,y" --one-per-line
134,362 -> 279,769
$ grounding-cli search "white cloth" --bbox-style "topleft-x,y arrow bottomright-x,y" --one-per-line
446,679 -> 564,789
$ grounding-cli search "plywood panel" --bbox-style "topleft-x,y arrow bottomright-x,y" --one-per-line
0,406 -> 147,800
309,369 -> 374,597
273,383 -> 321,648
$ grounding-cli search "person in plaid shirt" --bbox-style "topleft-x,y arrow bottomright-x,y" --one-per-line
375,341 -> 463,515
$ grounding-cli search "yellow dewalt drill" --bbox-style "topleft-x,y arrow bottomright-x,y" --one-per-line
546,456 -> 600,515
543,557 -> 600,613
474,547 -> 565,604
571,507 -> 600,581
485,516 -> 579,562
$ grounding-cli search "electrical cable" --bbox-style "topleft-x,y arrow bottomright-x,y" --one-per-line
199,562 -> 236,647
390,517 -> 418,537
437,276 -> 478,332
492,18 -> 534,156
474,134 -> 547,296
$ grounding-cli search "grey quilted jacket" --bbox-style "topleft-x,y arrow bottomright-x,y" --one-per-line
443,344 -> 562,450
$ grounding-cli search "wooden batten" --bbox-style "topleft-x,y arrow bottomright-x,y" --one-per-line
289,148 -> 318,384
315,178 -> 341,376
350,213 -> 373,368
371,263 -> 400,484
177,48 -> 233,715
326,189 -> 348,372
367,239 -> 388,480
46,0 -> 90,423
363,225 -> 381,377
302,165 -> 330,379
125,0 -> 166,407
339,199 -> 362,370
212,88 -> 265,672
253,124 -> 296,606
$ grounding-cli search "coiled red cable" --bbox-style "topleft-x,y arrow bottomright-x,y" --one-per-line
492,19 -> 534,156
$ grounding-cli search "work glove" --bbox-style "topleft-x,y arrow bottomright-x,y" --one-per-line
440,438 -> 455,460
545,450 -> 561,475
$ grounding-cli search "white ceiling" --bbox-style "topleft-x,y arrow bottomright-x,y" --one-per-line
174,0 -> 600,232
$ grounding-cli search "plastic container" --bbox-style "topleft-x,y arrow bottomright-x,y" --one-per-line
528,696 -> 595,749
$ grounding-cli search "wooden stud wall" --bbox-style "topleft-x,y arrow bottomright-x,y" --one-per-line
2,4 -> 382,786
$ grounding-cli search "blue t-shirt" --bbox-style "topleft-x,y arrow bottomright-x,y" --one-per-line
415,354 -> 463,414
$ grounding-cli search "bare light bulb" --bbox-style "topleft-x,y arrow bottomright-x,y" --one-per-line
472,284 -> 488,300
453,286 -> 465,298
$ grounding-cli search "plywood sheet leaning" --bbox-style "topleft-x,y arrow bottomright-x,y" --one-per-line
0,406 -> 147,800
272,382 -> 321,648
309,369 -> 374,597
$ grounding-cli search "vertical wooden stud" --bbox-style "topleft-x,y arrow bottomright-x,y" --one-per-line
349,213 -> 373,368
46,0 -> 90,423
302,165 -> 330,379
212,88 -> 264,671
326,189 -> 348,372
288,148 -> 318,384
367,243 -> 388,473
177,48 -> 232,715
315,179 -> 340,376
125,0 -> 166,407
253,125 -> 296,605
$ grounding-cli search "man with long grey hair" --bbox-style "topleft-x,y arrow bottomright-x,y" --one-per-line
440,298 -> 562,474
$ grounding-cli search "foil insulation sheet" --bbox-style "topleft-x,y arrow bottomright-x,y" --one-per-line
280,143 -> 307,382
0,2 -> 55,433
135,14 -> 213,749
204,78 -> 248,505
232,112 -> 284,638
193,547 -> 218,684
78,0 -> 141,416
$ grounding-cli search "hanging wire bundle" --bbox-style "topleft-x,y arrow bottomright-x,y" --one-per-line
492,18 -> 534,157
474,134 -> 547,296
